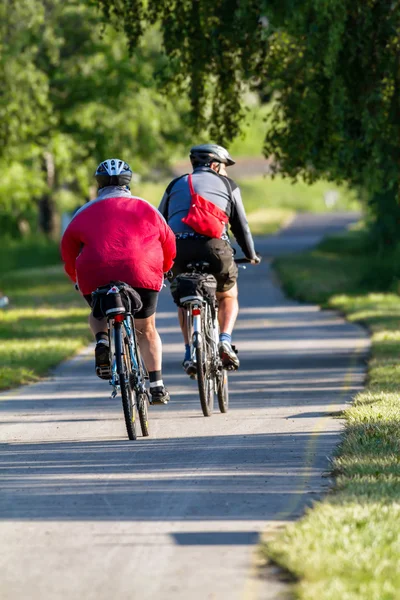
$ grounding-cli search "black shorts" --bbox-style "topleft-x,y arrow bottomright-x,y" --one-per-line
172,238 -> 238,293
84,287 -> 159,319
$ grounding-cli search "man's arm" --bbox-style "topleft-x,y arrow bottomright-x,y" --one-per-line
227,181 -> 257,260
60,224 -> 82,283
158,175 -> 186,221
158,190 -> 169,220
159,218 -> 176,273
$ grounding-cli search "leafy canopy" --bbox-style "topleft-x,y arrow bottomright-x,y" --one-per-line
0,0 -> 191,234
97,1 -> 400,187
97,0 -> 400,243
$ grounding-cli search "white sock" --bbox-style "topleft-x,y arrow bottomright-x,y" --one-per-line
150,380 -> 164,389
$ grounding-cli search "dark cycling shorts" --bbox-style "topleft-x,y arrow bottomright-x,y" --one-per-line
172,238 -> 238,293
84,287 -> 159,319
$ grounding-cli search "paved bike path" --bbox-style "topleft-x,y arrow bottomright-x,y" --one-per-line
0,213 -> 369,600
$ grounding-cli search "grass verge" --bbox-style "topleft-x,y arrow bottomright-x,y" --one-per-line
0,254 -> 91,390
267,228 -> 400,599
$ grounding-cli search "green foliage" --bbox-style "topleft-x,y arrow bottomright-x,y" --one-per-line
96,0 -> 268,143
0,0 -> 191,235
0,0 -> 53,150
98,0 -> 400,244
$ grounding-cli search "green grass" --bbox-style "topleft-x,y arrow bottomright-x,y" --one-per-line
0,236 -> 60,276
139,175 -> 360,236
267,229 -> 400,599
0,259 -> 91,390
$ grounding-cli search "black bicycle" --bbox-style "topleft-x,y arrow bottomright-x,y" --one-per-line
173,256 -> 259,417
92,282 -> 150,440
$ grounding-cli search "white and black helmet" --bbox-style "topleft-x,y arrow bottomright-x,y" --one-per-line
95,158 -> 132,189
190,144 -> 235,167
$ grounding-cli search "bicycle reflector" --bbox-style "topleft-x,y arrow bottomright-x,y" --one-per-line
114,314 -> 125,322
192,307 -> 201,316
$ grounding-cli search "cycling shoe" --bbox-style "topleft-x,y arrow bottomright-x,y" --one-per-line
219,341 -> 240,371
149,386 -> 170,405
95,341 -> 111,380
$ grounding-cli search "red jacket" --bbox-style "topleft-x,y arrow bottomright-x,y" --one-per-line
60,189 -> 176,295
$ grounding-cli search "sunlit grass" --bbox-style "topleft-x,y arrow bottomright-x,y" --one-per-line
0,264 -> 91,390
268,230 -> 400,599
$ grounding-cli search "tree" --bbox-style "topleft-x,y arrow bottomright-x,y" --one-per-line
97,0 -> 400,246
0,0 -> 191,236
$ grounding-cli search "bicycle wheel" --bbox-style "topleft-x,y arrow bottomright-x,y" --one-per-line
195,307 -> 214,417
138,392 -> 150,437
217,369 -> 229,413
114,322 -> 137,440
128,320 -> 150,437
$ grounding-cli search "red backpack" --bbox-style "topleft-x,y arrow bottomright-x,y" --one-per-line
181,174 -> 229,238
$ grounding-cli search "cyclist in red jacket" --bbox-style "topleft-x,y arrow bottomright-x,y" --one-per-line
61,159 -> 176,405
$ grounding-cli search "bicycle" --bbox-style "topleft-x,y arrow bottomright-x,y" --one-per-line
173,256 -> 260,417
92,282 -> 150,441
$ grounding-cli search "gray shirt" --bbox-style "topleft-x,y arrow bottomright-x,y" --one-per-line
158,167 -> 256,259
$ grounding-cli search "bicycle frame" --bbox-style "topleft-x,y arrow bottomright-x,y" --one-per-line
186,298 -> 220,378
109,314 -> 147,398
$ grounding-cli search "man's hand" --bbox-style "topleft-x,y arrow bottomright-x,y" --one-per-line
250,254 -> 261,265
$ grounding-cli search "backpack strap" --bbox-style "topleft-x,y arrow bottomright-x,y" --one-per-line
188,174 -> 195,196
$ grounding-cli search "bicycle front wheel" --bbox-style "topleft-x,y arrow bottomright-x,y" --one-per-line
195,309 -> 214,417
115,323 -> 137,441
217,369 -> 229,413
138,392 -> 150,437
129,323 -> 150,438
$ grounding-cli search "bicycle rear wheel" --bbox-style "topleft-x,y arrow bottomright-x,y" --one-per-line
195,308 -> 214,417
114,322 -> 137,440
217,369 -> 229,413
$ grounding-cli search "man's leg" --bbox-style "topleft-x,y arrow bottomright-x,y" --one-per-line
89,312 -> 107,337
135,313 -> 169,405
216,283 -> 239,335
177,306 -> 198,377
171,271 -> 194,376
134,314 -> 162,371
178,307 -> 190,345
217,283 -> 240,370
89,312 -> 112,379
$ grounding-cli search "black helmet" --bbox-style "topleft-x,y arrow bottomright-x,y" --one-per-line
189,144 -> 235,167
95,158 -> 133,189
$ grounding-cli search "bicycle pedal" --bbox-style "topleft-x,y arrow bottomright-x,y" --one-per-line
96,366 -> 112,380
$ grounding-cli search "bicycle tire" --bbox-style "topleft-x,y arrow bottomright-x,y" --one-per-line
217,369 -> 229,413
138,392 -> 150,437
115,323 -> 137,441
195,307 -> 214,417
128,322 -> 150,437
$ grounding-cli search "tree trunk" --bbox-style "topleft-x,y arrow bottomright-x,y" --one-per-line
38,151 -> 56,237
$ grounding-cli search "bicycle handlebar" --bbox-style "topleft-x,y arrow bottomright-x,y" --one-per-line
234,252 -> 262,265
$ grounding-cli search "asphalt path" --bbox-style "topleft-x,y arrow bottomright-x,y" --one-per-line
0,213 -> 369,600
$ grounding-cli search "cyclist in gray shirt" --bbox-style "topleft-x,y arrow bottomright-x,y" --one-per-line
159,143 -> 260,376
